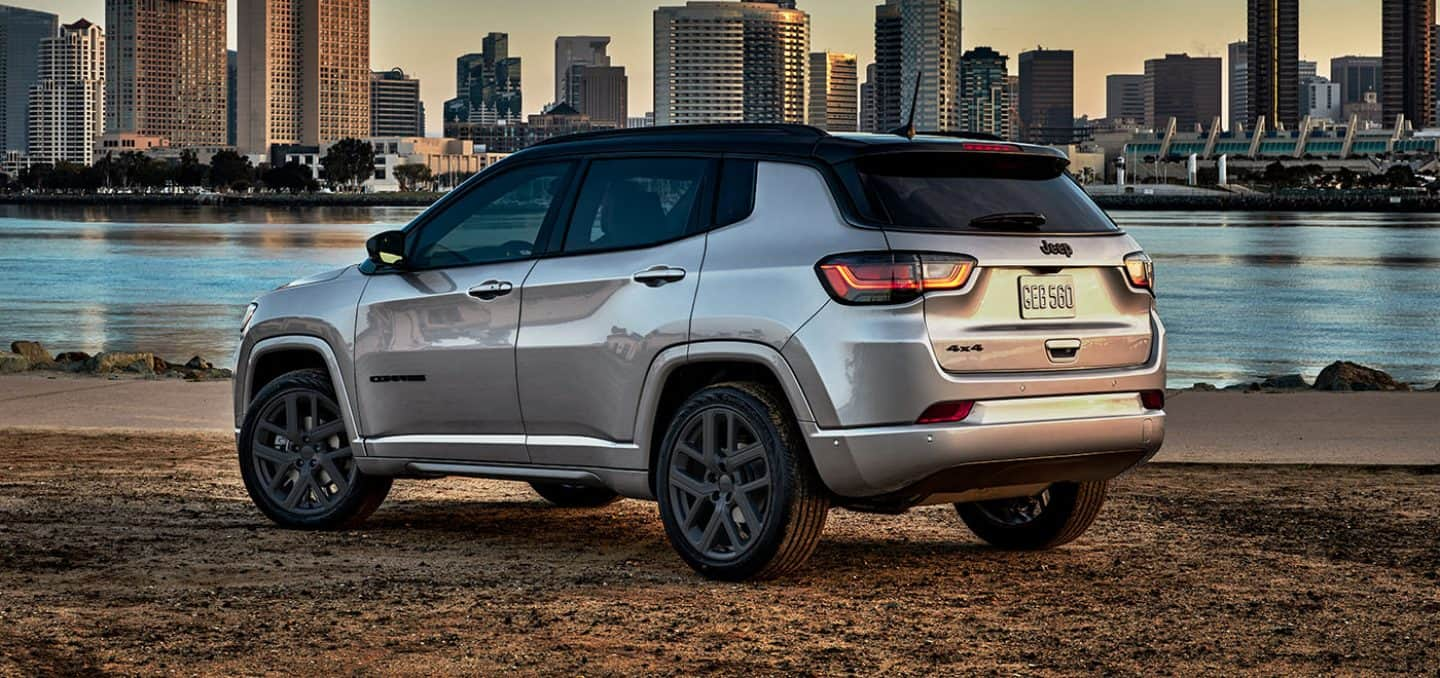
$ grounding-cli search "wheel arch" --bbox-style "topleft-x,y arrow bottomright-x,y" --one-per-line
238,336 -> 361,445
635,342 -> 819,496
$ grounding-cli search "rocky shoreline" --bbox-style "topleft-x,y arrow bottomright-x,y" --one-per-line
1186,361 -> 1438,393
1,341 -> 231,381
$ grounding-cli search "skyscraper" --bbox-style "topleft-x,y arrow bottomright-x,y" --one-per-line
871,0 -> 961,133
1144,54 -> 1222,131
1105,74 -> 1145,123
859,63 -> 877,132
577,65 -> 628,129
446,34 -> 522,125
554,36 -> 610,106
227,50 -> 237,146
1247,0 -> 1300,130
1229,41 -> 1249,131
238,0 -> 372,154
808,51 -> 858,132
0,4 -> 59,155
960,47 -> 1013,139
653,1 -> 810,126
28,19 -> 105,166
1018,48 -> 1075,144
1382,0 -> 1435,127
371,68 -> 424,137
1332,56 -> 1383,106
107,0 -> 228,148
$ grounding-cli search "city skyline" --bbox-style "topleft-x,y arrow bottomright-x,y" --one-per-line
29,0 -> 1386,135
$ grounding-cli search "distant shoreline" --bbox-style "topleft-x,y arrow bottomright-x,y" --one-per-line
5,190 -> 1440,212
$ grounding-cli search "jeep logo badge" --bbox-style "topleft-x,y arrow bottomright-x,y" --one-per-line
1040,241 -> 1073,258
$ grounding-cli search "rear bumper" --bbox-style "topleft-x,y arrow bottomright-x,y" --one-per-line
803,393 -> 1165,498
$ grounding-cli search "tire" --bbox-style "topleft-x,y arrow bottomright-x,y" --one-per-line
955,480 -> 1108,551
655,382 -> 829,581
530,482 -> 621,508
238,369 -> 391,530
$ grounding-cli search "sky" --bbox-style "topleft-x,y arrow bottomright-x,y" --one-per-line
29,0 -> 1384,134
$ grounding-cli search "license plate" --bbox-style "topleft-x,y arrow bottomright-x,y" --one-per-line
1019,276 -> 1076,319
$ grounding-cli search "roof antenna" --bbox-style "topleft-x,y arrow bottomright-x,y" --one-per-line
889,71 -> 923,139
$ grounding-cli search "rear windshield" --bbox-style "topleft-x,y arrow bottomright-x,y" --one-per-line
845,152 -> 1119,234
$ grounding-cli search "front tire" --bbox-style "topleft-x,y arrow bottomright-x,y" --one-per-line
655,382 -> 829,581
530,482 -> 620,508
238,369 -> 391,530
955,481 -> 1108,550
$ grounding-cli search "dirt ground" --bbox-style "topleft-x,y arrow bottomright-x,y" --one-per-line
1,430 -> 1436,676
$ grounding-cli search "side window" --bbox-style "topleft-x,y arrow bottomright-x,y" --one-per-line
562,158 -> 711,254
409,161 -> 573,269
714,159 -> 758,227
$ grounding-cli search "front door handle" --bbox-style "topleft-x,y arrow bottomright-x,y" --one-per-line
468,280 -> 513,301
632,266 -> 687,287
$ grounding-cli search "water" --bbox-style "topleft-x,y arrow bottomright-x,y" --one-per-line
0,205 -> 1437,388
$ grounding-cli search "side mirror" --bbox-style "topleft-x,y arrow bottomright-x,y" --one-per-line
366,230 -> 407,268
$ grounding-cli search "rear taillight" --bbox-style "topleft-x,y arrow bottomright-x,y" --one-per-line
1141,390 -> 1165,410
817,253 -> 976,305
917,401 -> 975,425
1124,252 -> 1155,293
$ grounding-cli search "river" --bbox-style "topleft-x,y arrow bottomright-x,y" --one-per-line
1,204 -> 1436,388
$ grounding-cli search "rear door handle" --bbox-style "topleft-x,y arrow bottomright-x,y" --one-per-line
632,266 -> 687,287
468,280 -> 513,301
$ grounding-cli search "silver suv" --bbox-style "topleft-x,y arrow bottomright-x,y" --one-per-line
235,125 -> 1165,581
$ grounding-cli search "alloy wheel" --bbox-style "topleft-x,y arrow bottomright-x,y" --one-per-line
666,407 -> 773,561
250,390 -> 357,516
975,488 -> 1053,526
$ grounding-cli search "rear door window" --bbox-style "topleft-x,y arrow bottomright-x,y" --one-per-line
851,152 -> 1119,234
562,158 -> 713,254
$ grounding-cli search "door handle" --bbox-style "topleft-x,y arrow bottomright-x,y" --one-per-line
468,280 -> 513,301
632,266 -> 687,287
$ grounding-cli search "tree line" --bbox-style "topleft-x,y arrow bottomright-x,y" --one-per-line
0,139 -> 454,194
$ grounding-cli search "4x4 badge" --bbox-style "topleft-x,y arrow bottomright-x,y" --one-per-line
1040,241 -> 1073,257
946,344 -> 984,354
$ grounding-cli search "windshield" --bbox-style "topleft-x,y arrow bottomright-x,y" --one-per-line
849,152 -> 1119,234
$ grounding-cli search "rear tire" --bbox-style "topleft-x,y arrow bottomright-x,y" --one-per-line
656,382 -> 829,581
530,482 -> 621,508
955,481 -> 1107,550
238,369 -> 391,530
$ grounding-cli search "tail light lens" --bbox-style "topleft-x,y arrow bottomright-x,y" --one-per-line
917,401 -> 975,424
1140,390 -> 1165,410
1124,252 -> 1155,293
817,253 -> 976,305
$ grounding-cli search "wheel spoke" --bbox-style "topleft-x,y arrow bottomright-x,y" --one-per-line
267,467 -> 292,493
727,443 -> 764,468
282,473 -> 309,509
701,410 -> 719,468
675,442 -> 706,466
324,445 -> 354,461
669,469 -> 716,499
733,490 -> 763,532
309,419 -> 346,442
283,395 -> 301,440
738,476 -> 770,494
725,412 -> 739,456
258,421 -> 288,440
251,441 -> 296,466
320,458 -> 350,496
697,505 -> 724,553
719,504 -> 744,549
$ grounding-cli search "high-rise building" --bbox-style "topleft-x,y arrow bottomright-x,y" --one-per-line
1105,74 -> 1145,123
1247,0 -> 1300,130
1331,55 -> 1383,107
1298,60 -> 1322,121
860,63 -> 877,132
1018,48 -> 1075,144
106,0 -> 228,148
808,51 -> 858,132
1144,54 -> 1222,131
577,65 -> 628,129
371,68 -> 424,137
446,34 -> 522,125
1433,25 -> 1440,126
871,0 -> 961,132
554,36 -> 610,106
1382,0 -> 1434,127
0,5 -> 59,155
1228,41 -> 1249,131
238,0 -> 372,155
653,1 -> 810,126
1303,78 -> 1343,121
960,47 -> 1013,139
28,19 -> 104,166
226,50 -> 237,147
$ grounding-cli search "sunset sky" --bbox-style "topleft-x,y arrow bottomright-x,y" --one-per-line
32,0 -> 1384,134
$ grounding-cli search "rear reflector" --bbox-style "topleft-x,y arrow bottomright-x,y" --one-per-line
917,401 -> 975,425
1141,390 -> 1165,410
817,252 -> 976,305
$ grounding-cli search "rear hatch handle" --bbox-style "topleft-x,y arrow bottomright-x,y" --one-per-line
1045,339 -> 1082,364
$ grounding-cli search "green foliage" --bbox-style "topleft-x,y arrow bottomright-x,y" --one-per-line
208,150 -> 254,191
319,138 -> 375,190
393,163 -> 434,192
262,161 -> 320,194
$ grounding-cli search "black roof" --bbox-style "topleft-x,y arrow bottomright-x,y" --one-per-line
516,124 -> 1068,165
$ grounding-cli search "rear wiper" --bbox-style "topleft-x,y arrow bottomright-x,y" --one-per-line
968,212 -> 1048,230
